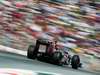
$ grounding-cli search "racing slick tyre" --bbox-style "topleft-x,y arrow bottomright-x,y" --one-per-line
27,45 -> 37,59
53,52 -> 63,66
71,55 -> 80,69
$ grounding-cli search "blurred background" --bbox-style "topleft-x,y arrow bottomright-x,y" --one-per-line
0,0 -> 100,73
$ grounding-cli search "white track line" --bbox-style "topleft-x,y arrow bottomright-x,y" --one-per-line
0,45 -> 27,56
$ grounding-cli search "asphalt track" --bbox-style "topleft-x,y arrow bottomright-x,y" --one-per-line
0,51 -> 99,75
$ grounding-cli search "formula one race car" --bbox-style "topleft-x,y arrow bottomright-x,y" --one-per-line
27,38 -> 82,69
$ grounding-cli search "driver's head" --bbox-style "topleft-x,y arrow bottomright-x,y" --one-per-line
49,41 -> 54,46
54,40 -> 57,44
49,42 -> 52,44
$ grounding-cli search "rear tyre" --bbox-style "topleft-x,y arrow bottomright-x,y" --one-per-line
53,52 -> 63,66
27,45 -> 37,59
71,55 -> 80,69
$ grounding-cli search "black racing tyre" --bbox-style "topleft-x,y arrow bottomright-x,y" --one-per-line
71,55 -> 80,69
27,45 -> 37,59
53,52 -> 62,61
53,52 -> 63,65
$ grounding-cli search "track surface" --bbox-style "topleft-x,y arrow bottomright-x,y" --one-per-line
0,51 -> 99,75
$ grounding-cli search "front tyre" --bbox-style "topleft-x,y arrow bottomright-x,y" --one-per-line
71,55 -> 80,69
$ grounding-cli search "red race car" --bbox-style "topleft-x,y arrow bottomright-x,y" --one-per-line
27,38 -> 82,69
